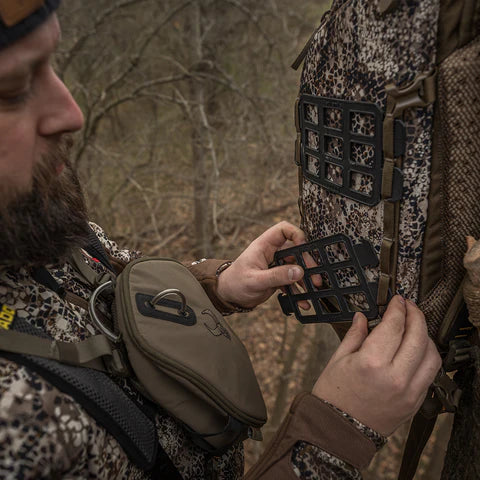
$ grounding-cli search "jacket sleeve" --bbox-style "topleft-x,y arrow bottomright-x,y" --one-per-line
187,258 -> 247,314
245,392 -> 386,479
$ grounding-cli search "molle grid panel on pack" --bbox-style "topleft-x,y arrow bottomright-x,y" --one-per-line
273,234 -> 380,323
297,94 -> 404,206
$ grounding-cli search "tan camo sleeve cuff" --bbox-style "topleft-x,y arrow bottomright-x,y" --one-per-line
245,392 -> 378,479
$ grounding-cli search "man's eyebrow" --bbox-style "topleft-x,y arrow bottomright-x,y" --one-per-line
0,32 -> 60,82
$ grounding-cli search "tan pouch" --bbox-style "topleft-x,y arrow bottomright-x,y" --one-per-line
112,257 -> 267,452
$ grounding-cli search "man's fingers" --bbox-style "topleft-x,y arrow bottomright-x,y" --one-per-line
301,251 -> 322,287
257,265 -> 312,310
361,295 -> 407,361
255,264 -> 304,290
256,222 -> 306,261
288,282 -> 312,310
330,312 -> 369,361
392,300 -> 429,377
408,338 -> 442,398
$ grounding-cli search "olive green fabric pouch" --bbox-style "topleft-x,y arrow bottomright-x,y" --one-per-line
112,256 -> 267,452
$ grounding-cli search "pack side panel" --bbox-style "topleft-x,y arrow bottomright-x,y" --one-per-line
419,36 -> 480,337
299,0 -> 439,301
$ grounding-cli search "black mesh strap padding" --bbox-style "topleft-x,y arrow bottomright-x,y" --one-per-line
85,224 -> 115,272
7,352 -> 159,471
31,266 -> 65,297
2,317 -> 174,475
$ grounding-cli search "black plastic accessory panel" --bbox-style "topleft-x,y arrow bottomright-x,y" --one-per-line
274,234 -> 379,323
297,94 -> 404,206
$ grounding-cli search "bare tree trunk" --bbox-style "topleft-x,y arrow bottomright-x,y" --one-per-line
301,324 -> 339,391
189,1 -> 213,257
264,325 -> 304,443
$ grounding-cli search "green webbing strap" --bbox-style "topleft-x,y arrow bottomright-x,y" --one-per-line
377,70 -> 436,306
378,70 -> 437,479
0,329 -> 111,372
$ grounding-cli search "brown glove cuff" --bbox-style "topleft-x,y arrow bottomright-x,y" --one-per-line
187,259 -> 250,315
245,392 -> 377,479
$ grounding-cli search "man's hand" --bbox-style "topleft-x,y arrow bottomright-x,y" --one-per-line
312,296 -> 442,436
216,221 -> 306,309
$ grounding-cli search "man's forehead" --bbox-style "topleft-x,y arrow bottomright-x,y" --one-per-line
0,15 -> 59,78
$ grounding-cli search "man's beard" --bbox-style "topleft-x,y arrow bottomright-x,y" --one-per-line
0,136 -> 90,268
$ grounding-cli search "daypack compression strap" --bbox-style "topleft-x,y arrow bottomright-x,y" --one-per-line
0,329 -> 111,371
377,71 -> 436,306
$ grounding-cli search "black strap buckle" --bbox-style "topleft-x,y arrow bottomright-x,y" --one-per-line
273,234 -> 380,324
444,339 -> 475,372
420,341 -> 475,418
421,369 -> 462,418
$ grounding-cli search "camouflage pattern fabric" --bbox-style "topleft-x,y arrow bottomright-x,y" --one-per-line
0,223 -> 384,478
299,0 -> 439,300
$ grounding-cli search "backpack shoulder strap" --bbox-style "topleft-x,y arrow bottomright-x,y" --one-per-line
0,328 -> 111,371
0,316 -> 182,478
85,223 -> 115,272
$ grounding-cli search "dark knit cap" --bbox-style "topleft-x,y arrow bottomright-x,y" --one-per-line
0,0 -> 61,50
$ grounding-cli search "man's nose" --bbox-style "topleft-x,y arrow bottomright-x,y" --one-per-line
37,68 -> 84,137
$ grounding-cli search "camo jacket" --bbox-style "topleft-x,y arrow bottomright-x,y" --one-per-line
0,223 -> 385,479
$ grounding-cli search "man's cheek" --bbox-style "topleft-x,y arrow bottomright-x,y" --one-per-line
0,166 -> 34,206
0,146 -> 35,192
0,180 -> 25,212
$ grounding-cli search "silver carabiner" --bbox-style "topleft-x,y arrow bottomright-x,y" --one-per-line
150,288 -> 188,316
89,280 -> 121,343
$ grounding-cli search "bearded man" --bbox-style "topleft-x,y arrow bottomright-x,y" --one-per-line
0,2 -> 441,479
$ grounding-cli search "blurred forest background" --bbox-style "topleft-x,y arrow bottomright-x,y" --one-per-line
57,1 -> 452,478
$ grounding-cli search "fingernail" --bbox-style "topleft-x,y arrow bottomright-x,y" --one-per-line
352,312 -> 360,324
407,299 -> 416,306
288,267 -> 302,281
398,296 -> 405,304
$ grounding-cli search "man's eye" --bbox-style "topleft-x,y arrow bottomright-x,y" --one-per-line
0,89 -> 32,106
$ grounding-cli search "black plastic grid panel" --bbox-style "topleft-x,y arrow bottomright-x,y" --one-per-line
299,94 -> 384,206
274,234 -> 379,324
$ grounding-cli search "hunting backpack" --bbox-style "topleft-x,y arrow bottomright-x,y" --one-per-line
288,0 -> 480,478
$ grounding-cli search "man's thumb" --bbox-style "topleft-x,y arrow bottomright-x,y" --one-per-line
259,265 -> 304,289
